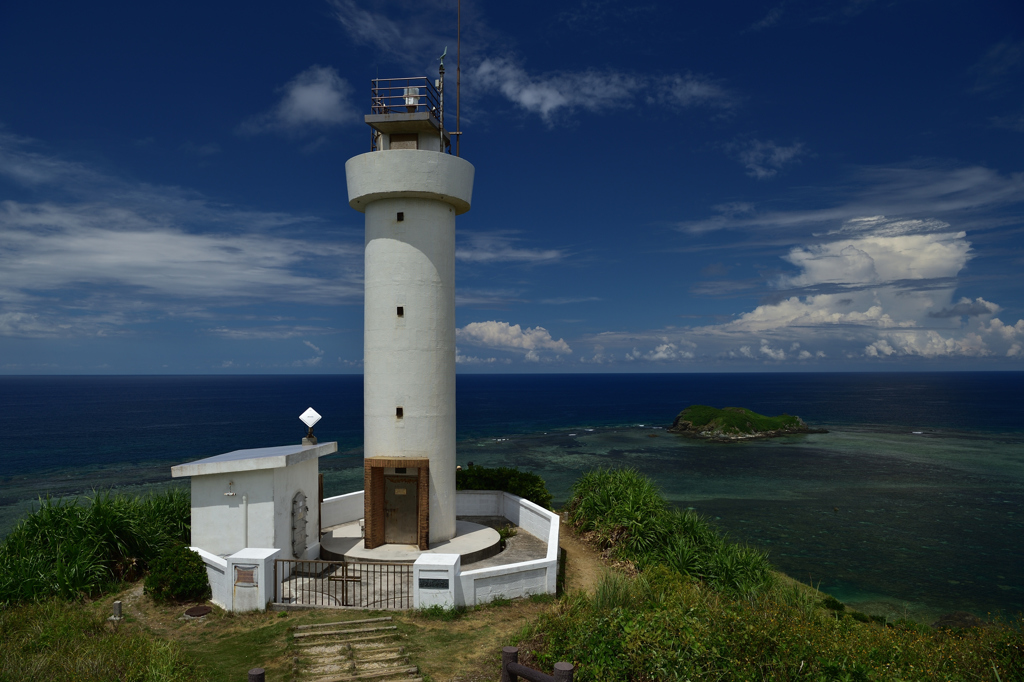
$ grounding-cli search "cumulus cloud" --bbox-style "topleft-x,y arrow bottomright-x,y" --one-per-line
585,211 -> 1022,363
778,230 -> 971,288
240,66 -> 357,135
928,297 -> 1001,318
456,321 -> 572,356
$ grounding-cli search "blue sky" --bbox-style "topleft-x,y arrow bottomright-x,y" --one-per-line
1,0 -> 1022,373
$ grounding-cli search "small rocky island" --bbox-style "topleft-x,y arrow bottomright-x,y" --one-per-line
668,405 -> 827,441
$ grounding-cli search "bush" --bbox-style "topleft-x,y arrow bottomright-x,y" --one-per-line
564,468 -> 775,596
144,544 -> 210,603
456,465 -> 553,509
0,488 -> 191,603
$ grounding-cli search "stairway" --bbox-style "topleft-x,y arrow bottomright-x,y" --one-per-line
290,616 -> 420,682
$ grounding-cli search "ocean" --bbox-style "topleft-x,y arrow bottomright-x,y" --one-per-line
0,372 -> 1021,623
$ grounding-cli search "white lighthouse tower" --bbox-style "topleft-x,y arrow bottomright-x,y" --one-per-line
346,73 -> 473,549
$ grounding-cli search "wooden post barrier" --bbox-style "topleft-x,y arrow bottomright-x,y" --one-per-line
248,667 -> 265,682
500,646 -> 573,682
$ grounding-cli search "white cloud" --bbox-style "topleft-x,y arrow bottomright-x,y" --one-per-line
678,164 -> 1024,235
240,66 -> 357,135
455,347 -> 511,365
779,228 -> 971,288
625,341 -> 695,362
731,139 -> 805,179
472,59 -> 734,123
456,321 -> 572,355
0,133 -> 364,338
585,212 -> 1022,363
456,233 -> 565,264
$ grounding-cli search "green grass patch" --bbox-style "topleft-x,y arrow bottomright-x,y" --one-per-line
0,598 -> 201,681
527,569 -> 1024,681
674,404 -> 803,435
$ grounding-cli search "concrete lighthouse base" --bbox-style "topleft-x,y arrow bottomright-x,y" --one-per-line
320,519 -> 501,565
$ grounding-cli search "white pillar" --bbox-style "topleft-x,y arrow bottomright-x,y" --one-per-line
346,150 -> 474,543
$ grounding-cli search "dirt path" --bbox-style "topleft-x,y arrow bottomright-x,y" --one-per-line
558,515 -> 605,596
410,519 -> 608,682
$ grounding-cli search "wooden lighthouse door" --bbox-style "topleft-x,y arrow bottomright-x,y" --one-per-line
384,476 -> 418,544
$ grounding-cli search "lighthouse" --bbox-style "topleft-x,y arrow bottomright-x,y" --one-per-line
346,73 -> 473,549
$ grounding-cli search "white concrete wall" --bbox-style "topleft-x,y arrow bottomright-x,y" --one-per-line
363,196 -> 458,544
347,149 -> 474,546
272,457 -> 319,559
413,553 -> 460,609
321,490 -> 365,528
227,548 -> 280,612
193,547 -> 230,610
346,150 -> 474,214
190,470 -> 275,556
455,492 -> 560,607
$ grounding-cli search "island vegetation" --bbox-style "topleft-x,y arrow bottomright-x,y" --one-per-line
669,404 -> 826,440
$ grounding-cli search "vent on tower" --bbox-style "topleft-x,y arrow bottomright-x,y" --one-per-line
397,212 -> 404,221
396,407 -> 404,419
397,306 -> 404,317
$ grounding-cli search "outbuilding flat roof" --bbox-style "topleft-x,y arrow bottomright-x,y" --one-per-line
170,441 -> 338,478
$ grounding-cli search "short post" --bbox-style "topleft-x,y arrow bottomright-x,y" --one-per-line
501,646 -> 519,682
112,601 -> 122,619
553,661 -> 574,682
248,667 -> 265,682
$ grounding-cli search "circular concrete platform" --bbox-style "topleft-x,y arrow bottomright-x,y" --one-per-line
320,519 -> 501,565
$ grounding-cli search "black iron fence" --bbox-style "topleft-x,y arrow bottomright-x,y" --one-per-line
275,559 -> 412,609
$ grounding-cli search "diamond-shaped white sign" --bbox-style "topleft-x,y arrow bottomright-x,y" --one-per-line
299,407 -> 321,428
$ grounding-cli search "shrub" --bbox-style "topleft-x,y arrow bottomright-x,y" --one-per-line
456,465 -> 553,509
144,544 -> 211,603
0,488 -> 191,603
564,468 -> 775,596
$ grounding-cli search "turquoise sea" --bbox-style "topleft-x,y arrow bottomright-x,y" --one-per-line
0,372 -> 1021,623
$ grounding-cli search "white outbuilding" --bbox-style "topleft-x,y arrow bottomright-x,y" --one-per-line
170,440 -> 337,611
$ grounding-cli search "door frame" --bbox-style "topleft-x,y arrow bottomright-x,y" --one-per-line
364,457 -> 430,550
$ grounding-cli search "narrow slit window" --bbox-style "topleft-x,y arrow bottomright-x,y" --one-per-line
396,407 -> 404,419
396,212 -> 404,222
397,306 -> 404,317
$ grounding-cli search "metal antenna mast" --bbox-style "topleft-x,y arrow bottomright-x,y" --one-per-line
456,0 -> 461,157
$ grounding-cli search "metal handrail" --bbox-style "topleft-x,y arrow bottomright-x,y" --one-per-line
371,76 -> 441,123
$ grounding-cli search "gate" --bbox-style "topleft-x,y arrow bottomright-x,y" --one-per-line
275,559 -> 412,609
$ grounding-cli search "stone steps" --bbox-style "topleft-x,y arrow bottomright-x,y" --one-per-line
291,616 -> 418,682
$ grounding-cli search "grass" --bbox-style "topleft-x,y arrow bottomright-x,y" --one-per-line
0,598 -> 201,682
674,404 -> 804,435
533,468 -> 1024,681
564,468 -> 774,595
0,488 -> 190,603
527,569 -> 1024,681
